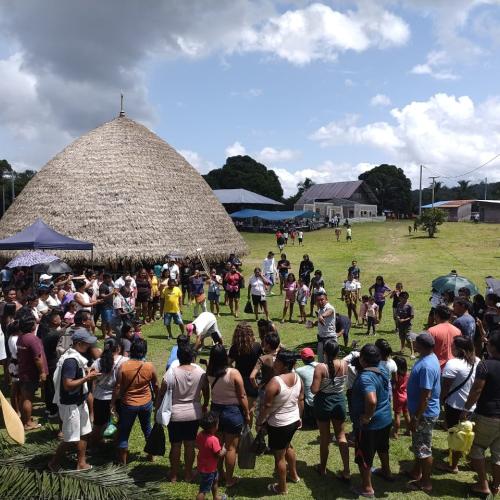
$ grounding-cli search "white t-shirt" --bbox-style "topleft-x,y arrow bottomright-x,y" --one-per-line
161,264 -> 179,280
346,228 -> 352,237
344,280 -> 361,292
317,302 -> 336,339
343,351 -> 360,389
47,295 -> 61,308
262,257 -> 276,275
192,312 -> 220,340
8,334 -> 18,376
380,358 -> 397,399
37,300 -> 49,315
442,357 -> 480,410
249,276 -> 267,297
298,231 -> 304,239
0,325 -> 5,361
114,276 -> 137,290
91,355 -> 126,400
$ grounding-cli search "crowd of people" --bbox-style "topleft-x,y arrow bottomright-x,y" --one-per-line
0,251 -> 499,499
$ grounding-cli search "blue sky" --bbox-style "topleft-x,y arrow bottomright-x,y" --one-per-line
1,0 -> 500,195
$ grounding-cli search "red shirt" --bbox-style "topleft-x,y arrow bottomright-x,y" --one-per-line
393,372 -> 408,405
17,333 -> 48,382
196,431 -> 221,473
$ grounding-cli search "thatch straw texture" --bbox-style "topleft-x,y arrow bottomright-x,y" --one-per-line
0,116 -> 248,266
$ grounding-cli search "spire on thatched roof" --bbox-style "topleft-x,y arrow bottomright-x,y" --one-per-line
0,115 -> 248,265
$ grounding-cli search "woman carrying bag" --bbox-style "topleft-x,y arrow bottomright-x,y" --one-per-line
112,338 -> 158,465
156,344 -> 209,483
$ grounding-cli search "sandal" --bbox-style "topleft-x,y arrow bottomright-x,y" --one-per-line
287,476 -> 301,483
372,467 -> 395,482
349,485 -> 375,498
406,480 -> 432,493
24,423 -> 42,431
267,483 -> 286,495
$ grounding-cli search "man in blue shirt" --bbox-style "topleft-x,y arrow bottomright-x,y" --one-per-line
453,298 -> 476,340
351,344 -> 393,498
165,334 -> 190,371
406,332 -> 441,494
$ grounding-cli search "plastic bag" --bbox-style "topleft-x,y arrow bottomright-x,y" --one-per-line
238,425 -> 256,469
244,301 -> 253,314
144,422 -> 166,456
103,422 -> 117,438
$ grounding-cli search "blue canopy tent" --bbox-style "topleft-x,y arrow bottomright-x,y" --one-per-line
0,218 -> 94,267
230,209 -> 318,221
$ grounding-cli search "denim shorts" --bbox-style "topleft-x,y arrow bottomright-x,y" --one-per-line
211,403 -> 244,435
101,307 -> 114,325
199,471 -> 218,493
164,312 -> 183,326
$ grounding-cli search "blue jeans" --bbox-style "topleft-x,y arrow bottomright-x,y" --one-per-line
118,400 -> 153,449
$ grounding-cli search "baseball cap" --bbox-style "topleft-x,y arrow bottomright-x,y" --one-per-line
416,332 -> 435,348
185,323 -> 194,336
300,347 -> 315,361
40,274 -> 53,281
71,327 -> 97,345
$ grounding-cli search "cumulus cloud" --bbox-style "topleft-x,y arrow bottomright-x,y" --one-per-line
178,149 -> 217,174
257,147 -> 299,163
370,93 -> 392,107
410,50 -> 458,80
310,92 -> 500,186
237,3 -> 410,65
225,141 -> 247,157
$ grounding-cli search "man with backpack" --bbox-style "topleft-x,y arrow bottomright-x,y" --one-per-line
57,310 -> 93,359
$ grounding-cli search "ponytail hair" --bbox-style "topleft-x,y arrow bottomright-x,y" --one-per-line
323,339 -> 340,378
100,337 -> 119,374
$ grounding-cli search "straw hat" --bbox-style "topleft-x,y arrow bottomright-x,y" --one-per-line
0,114 -> 247,266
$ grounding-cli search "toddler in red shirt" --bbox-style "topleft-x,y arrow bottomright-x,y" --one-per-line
391,356 -> 411,438
196,411 -> 226,500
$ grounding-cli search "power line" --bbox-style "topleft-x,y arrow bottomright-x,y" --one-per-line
422,152 -> 500,181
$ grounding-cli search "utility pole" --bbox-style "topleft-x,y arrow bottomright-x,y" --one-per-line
418,165 -> 423,216
429,176 -> 440,208
484,177 -> 488,200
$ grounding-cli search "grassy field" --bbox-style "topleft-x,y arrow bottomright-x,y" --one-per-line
19,221 -> 500,499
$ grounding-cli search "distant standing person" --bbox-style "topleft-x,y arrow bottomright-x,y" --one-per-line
347,260 -> 360,280
298,231 -> 304,246
342,272 -> 360,324
369,276 -> 391,322
389,283 -> 404,332
248,268 -> 270,322
314,292 -> 336,362
299,254 -> 314,287
277,253 -> 291,295
396,292 -> 415,359
290,230 -> 296,245
346,226 -> 352,242
262,251 -> 278,296
335,227 -> 341,242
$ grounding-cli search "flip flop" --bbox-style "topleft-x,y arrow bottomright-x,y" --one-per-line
267,483 -> 286,495
349,485 -> 375,498
406,480 -> 432,493
60,465 -> 93,474
371,468 -> 395,482
24,423 -> 42,431
287,476 -> 301,483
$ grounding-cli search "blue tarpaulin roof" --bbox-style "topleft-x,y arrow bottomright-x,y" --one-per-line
230,209 -> 317,221
0,219 -> 93,250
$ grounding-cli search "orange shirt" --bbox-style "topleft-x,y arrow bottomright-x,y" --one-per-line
119,359 -> 156,406
428,322 -> 461,370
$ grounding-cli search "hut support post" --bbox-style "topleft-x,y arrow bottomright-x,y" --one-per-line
91,248 -> 94,271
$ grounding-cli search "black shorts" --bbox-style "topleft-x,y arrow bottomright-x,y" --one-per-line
168,419 -> 199,443
226,290 -> 240,299
267,420 -> 300,450
243,376 -> 258,399
94,398 -> 111,426
444,404 -> 461,429
20,380 -> 39,395
251,294 -> 266,306
355,424 -> 392,469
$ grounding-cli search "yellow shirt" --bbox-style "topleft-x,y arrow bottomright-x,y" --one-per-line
162,286 -> 182,313
150,276 -> 159,297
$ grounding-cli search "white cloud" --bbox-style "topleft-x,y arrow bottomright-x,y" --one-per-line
178,149 -> 217,174
230,88 -> 263,98
236,3 -> 410,65
310,92 -> 500,187
410,50 -> 458,80
257,147 -> 299,163
225,141 -> 247,157
370,93 -> 392,107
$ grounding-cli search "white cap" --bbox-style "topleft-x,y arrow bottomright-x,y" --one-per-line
39,273 -> 53,281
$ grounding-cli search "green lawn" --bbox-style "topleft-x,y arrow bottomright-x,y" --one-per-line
16,221 -> 500,499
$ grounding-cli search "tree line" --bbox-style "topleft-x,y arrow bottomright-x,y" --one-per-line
0,160 -> 36,216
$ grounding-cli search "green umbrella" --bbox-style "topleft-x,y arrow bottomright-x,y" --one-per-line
431,273 -> 479,296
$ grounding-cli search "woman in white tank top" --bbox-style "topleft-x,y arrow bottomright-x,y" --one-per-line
256,350 -> 304,495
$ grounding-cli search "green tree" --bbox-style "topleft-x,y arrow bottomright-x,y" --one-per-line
203,155 -> 283,201
417,208 -> 447,237
284,177 -> 315,209
358,164 -> 412,215
455,179 -> 473,199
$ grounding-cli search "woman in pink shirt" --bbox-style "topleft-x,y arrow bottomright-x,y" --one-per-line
281,273 -> 297,324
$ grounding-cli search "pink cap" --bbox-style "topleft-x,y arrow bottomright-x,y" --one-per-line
185,323 -> 194,336
300,347 -> 315,360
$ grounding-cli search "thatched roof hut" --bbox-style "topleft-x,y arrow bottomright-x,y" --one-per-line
0,114 -> 248,266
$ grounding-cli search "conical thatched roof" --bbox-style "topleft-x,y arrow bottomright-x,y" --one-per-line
0,115 -> 247,265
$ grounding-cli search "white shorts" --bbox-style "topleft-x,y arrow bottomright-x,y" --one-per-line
58,402 -> 92,442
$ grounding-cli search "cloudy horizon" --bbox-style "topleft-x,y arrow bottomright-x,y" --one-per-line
1,0 -> 499,196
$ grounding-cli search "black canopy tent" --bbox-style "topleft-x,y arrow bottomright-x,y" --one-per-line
0,218 -> 94,266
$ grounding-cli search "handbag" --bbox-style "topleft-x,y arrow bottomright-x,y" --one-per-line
238,425 -> 256,469
144,422 -> 166,456
157,368 -> 174,426
195,293 -> 206,304
244,300 -> 253,314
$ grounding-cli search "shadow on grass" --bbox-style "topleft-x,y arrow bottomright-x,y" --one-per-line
223,475 -> 276,498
